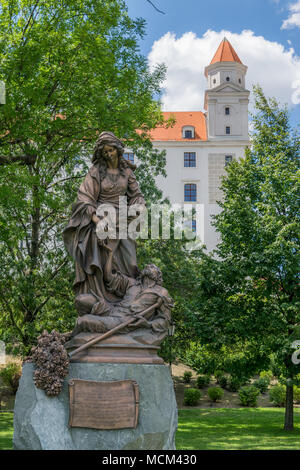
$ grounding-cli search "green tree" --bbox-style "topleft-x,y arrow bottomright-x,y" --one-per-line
189,86 -> 300,430
137,209 -> 205,364
0,0 -> 168,353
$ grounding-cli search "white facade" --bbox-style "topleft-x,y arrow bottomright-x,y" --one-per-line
153,141 -> 248,251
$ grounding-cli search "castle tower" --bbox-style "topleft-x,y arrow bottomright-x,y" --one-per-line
204,38 -> 250,141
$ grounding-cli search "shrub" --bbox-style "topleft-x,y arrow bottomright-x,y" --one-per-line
0,362 -> 22,395
259,370 -> 273,381
238,385 -> 260,407
207,386 -> 224,402
270,360 -> 281,378
269,385 -> 286,407
227,376 -> 245,392
196,374 -> 210,389
214,370 -> 225,383
253,377 -> 270,394
294,386 -> 300,403
184,388 -> 201,406
183,371 -> 193,383
218,375 -> 228,389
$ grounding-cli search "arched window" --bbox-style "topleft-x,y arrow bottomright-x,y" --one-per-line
182,126 -> 195,139
184,184 -> 197,202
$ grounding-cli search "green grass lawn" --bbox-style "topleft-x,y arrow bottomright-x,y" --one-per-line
0,413 -> 14,450
1,408 -> 300,450
176,408 -> 300,450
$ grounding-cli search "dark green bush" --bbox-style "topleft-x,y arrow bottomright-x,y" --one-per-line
227,376 -> 245,392
207,386 -> 224,402
269,385 -> 286,407
183,371 -> 193,383
184,388 -> 201,406
218,375 -> 228,389
0,363 -> 22,395
270,357 -> 281,378
196,374 -> 210,389
253,377 -> 270,394
238,386 -> 260,407
214,370 -> 225,383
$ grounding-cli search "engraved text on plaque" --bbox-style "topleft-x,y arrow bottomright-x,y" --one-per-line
68,379 -> 139,430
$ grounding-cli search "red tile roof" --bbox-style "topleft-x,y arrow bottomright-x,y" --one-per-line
150,111 -> 207,141
210,38 -> 242,65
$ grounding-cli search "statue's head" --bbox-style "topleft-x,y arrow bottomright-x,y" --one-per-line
141,264 -> 163,286
92,131 -> 124,164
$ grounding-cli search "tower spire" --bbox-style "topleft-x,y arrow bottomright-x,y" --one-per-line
210,38 -> 243,65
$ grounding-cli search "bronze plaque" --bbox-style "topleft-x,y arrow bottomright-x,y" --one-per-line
68,379 -> 139,430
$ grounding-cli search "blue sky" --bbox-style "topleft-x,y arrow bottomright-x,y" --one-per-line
126,0 -> 300,126
127,0 -> 300,56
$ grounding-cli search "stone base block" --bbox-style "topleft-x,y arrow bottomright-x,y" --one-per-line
65,332 -> 164,364
13,362 -> 178,450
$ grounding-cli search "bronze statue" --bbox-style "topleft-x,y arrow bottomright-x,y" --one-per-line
63,132 -> 173,361
71,245 -> 173,346
63,131 -> 145,305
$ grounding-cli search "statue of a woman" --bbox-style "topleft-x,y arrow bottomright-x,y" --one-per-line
63,132 -> 145,311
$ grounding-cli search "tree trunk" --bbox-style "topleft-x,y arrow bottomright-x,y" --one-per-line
284,381 -> 294,431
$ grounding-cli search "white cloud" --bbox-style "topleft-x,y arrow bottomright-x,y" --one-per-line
281,0 -> 300,29
148,29 -> 300,112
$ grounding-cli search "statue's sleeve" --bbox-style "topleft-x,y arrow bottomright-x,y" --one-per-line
150,291 -> 173,333
130,288 -> 173,333
62,165 -> 102,283
126,169 -> 145,206
105,271 -> 131,298
63,166 -> 99,228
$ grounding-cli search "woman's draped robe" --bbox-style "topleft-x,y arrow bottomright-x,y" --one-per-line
63,162 -> 145,305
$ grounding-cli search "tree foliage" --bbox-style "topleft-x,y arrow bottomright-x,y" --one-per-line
188,86 -> 300,429
0,0 -> 168,353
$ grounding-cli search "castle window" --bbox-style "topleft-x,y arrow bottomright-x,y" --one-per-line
226,76 -> 230,82
123,152 -> 134,164
226,126 -> 231,135
184,183 -> 197,202
225,107 -> 230,115
225,155 -> 233,166
184,130 -> 193,139
213,78 -> 216,84
239,78 -> 242,84
182,126 -> 195,139
184,152 -> 196,167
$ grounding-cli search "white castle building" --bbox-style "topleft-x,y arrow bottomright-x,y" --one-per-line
125,38 -> 250,251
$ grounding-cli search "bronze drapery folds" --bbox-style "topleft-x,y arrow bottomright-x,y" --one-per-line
63,132 -> 173,358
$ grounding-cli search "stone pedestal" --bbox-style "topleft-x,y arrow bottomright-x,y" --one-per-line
13,362 -> 178,450
65,332 -> 164,364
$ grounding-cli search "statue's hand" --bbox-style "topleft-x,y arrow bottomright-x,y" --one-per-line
92,214 -> 100,224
